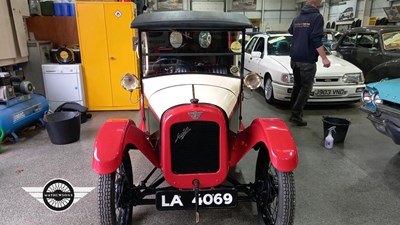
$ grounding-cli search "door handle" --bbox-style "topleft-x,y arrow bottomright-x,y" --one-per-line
110,56 -> 116,60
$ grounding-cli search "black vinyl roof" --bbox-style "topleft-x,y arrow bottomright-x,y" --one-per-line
348,26 -> 400,33
131,11 -> 253,30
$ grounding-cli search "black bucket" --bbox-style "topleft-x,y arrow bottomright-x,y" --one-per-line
322,116 -> 351,143
46,111 -> 81,145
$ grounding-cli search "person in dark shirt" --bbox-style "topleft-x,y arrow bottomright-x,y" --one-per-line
288,0 -> 331,126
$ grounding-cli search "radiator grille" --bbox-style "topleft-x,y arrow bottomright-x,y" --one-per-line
170,121 -> 220,174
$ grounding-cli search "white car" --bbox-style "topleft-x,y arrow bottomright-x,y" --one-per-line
339,7 -> 354,21
244,33 -> 365,104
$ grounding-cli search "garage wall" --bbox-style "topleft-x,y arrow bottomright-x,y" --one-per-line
147,0 -> 400,32
371,0 -> 392,18
327,0 -> 400,26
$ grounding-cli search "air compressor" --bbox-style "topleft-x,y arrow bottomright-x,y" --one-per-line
0,72 -> 49,142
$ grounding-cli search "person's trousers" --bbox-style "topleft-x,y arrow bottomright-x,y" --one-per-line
290,61 -> 316,118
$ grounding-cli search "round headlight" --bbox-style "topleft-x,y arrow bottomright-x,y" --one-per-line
244,72 -> 262,90
361,89 -> 372,103
121,73 -> 139,92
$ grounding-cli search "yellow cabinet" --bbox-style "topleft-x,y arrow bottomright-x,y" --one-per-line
76,2 -> 140,110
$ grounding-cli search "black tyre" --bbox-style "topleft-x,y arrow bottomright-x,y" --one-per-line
255,148 -> 295,225
264,75 -> 275,104
98,149 -> 133,225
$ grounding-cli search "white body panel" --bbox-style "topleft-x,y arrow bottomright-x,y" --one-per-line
142,74 -> 241,118
42,64 -> 86,111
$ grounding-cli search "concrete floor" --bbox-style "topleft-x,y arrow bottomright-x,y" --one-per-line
1,88 -> 399,225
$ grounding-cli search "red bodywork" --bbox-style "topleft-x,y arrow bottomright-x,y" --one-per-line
161,104 -> 229,189
92,104 -> 298,189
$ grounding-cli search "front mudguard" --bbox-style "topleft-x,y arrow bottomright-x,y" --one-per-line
230,118 -> 298,172
92,119 -> 159,175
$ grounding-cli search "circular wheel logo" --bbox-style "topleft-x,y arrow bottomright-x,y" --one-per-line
42,179 -> 75,211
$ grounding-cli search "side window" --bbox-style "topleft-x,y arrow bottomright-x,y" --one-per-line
382,31 -> 400,50
357,33 -> 374,48
253,37 -> 265,53
245,37 -> 258,54
341,33 -> 357,47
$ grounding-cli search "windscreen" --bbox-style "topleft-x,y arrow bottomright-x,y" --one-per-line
140,30 -> 243,77
267,35 -> 331,56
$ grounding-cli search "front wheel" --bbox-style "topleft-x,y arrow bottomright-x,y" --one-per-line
98,150 -> 133,225
264,76 -> 275,104
255,148 -> 295,225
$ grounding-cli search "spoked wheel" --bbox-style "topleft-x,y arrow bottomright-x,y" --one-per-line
264,76 -> 275,104
98,149 -> 133,225
255,148 -> 295,225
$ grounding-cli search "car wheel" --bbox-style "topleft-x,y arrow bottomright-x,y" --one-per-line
98,149 -> 133,225
264,75 -> 275,104
363,59 -> 373,74
255,148 -> 295,225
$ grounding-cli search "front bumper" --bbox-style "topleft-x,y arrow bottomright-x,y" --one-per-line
360,104 -> 400,145
272,82 -> 364,103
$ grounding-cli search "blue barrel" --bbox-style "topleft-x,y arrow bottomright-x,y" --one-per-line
0,94 -> 49,139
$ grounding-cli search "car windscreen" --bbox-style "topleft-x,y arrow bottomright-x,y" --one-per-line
140,30 -> 243,77
267,35 -> 330,56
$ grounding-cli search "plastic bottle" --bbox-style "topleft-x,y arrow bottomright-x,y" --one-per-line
61,0 -> 69,16
54,0 -> 62,16
29,0 -> 41,16
324,126 -> 335,150
68,0 -> 75,16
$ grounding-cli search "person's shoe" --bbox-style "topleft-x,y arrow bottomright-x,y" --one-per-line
289,116 -> 307,126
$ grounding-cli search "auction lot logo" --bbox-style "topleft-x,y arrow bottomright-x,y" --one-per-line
22,179 -> 95,212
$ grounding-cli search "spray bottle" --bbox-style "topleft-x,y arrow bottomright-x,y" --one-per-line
324,126 -> 336,150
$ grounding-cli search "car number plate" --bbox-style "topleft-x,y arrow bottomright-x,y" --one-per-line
315,89 -> 346,96
156,189 -> 237,210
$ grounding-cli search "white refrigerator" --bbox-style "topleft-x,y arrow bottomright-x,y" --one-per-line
42,64 -> 86,111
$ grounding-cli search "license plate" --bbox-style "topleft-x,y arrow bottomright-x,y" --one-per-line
314,89 -> 346,96
156,189 -> 237,210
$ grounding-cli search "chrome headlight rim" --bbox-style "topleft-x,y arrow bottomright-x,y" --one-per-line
361,89 -> 373,103
121,73 -> 139,92
243,72 -> 262,90
372,92 -> 383,105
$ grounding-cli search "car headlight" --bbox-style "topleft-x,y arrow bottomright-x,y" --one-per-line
343,73 -> 362,83
281,73 -> 294,83
372,92 -> 383,105
244,72 -> 262,90
361,89 -> 373,103
121,73 -> 139,92
362,88 -> 382,105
